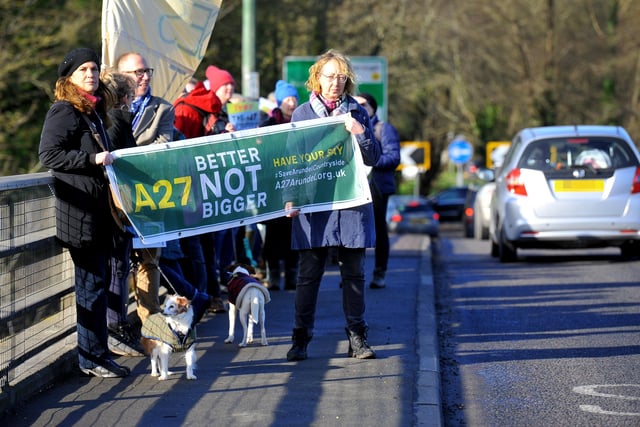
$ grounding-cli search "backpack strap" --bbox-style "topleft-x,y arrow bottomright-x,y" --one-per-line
175,100 -> 217,135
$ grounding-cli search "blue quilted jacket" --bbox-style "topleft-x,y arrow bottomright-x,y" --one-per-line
288,96 -> 381,249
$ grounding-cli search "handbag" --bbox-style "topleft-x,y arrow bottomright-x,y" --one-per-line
81,113 -> 132,232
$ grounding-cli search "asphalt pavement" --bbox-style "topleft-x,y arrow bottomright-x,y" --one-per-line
3,234 -> 441,427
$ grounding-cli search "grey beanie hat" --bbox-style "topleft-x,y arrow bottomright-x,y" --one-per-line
58,48 -> 101,78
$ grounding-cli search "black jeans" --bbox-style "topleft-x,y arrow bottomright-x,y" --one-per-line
294,246 -> 367,333
179,235 -> 207,292
200,231 -> 221,298
69,245 -> 111,369
107,231 -> 132,326
371,185 -> 391,277
263,216 -> 299,288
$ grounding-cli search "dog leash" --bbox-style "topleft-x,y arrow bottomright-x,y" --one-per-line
135,247 -> 180,296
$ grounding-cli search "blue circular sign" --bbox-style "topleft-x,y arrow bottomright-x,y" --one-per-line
448,140 -> 473,164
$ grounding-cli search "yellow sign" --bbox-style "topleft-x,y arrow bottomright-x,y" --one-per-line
554,179 -> 605,192
398,141 -> 431,170
486,141 -> 511,168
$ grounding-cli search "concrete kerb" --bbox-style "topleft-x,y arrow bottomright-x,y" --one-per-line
414,236 -> 443,426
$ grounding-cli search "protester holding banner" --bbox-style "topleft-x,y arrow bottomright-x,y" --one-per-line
102,71 -> 145,357
116,52 -> 175,325
284,50 -> 381,362
354,93 -> 401,290
259,80 -> 300,291
39,48 -> 129,378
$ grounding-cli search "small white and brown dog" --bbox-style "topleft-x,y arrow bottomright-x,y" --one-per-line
224,264 -> 271,347
141,295 -> 197,380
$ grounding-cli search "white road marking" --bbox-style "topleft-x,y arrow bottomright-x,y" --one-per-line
579,405 -> 640,417
574,384 -> 640,417
573,384 -> 640,401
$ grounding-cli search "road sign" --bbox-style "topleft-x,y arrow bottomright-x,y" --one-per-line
398,141 -> 430,170
448,139 -> 473,164
485,141 -> 511,168
284,56 -> 388,121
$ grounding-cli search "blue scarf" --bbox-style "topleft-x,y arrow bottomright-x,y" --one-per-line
131,87 -> 151,130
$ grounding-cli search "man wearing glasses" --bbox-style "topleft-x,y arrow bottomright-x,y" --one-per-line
115,52 -> 175,334
116,53 -> 174,146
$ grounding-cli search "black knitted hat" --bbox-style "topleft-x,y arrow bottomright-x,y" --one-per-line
58,48 -> 100,78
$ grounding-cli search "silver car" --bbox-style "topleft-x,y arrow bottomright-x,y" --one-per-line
473,182 -> 495,240
489,125 -> 640,262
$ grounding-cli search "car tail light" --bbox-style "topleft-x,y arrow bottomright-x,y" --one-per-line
433,212 -> 440,221
464,207 -> 474,218
506,168 -> 527,196
632,167 -> 640,194
390,213 -> 402,222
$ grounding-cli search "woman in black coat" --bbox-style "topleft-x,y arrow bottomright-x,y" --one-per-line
39,48 -> 129,378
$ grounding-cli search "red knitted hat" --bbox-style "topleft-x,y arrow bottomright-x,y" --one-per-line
205,65 -> 235,92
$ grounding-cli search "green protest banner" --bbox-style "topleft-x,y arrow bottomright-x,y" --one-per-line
106,116 -> 372,244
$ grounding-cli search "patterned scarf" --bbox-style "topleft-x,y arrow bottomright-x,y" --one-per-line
309,91 -> 348,117
131,87 -> 152,130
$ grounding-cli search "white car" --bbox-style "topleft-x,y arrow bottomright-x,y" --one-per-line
489,125 -> 640,262
473,182 -> 495,240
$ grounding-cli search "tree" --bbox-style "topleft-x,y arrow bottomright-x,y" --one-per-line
0,0 -> 100,175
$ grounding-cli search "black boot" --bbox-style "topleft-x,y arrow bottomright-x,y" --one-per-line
266,267 -> 281,291
345,326 -> 376,359
287,328 -> 312,361
369,268 -> 386,289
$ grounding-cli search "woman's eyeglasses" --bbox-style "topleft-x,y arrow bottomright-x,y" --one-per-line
320,73 -> 347,83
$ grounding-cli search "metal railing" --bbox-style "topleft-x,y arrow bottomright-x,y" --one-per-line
0,173 -> 76,403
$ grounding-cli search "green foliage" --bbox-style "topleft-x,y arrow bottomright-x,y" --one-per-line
475,105 -> 507,144
0,0 -> 100,175
397,179 -> 415,196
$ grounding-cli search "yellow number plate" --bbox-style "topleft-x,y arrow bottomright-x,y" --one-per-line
554,179 -> 604,192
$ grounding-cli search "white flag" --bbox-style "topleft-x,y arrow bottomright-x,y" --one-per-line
101,0 -> 222,103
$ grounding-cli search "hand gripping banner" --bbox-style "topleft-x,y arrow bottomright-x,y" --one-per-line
105,116 -> 372,244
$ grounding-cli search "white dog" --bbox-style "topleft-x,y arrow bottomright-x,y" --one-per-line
224,264 -> 271,347
141,295 -> 197,380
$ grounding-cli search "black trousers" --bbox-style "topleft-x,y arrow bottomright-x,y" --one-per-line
69,245 -> 111,369
371,184 -> 391,276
